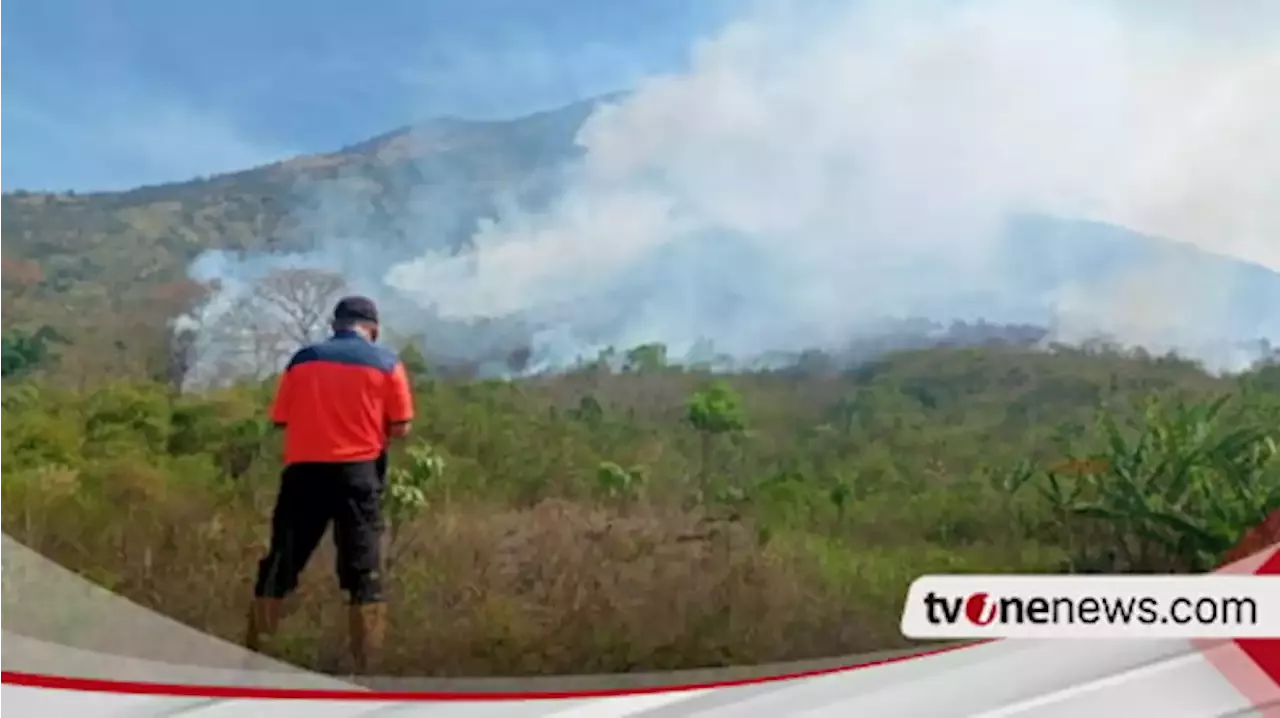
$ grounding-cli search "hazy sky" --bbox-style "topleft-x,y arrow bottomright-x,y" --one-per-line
1,0 -> 736,192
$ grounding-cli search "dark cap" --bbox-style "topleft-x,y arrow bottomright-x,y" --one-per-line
333,296 -> 379,324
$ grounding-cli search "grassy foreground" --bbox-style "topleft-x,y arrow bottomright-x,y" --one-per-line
3,345 -> 1278,676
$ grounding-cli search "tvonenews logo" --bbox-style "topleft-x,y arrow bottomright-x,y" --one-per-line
900,575 -> 1280,639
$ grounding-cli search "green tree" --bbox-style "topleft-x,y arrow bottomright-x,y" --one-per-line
686,380 -> 747,494
624,343 -> 668,373
398,343 -> 431,383
1,326 -> 65,378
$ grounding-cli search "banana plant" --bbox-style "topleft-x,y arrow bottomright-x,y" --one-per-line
1060,396 -> 1277,571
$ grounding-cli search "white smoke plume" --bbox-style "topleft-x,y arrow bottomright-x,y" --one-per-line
201,0 -> 1280,373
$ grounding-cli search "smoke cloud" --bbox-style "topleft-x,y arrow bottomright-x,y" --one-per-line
199,0 -> 1280,373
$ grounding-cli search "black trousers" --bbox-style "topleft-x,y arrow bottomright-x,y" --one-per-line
253,456 -> 387,604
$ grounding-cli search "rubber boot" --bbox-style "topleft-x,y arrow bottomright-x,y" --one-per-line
245,597 -> 283,654
348,602 -> 387,674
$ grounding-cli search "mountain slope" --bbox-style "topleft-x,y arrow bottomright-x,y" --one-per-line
1,97 -> 601,292
2,94 -> 1278,379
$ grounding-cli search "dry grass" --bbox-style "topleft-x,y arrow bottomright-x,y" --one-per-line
8,487 -> 901,677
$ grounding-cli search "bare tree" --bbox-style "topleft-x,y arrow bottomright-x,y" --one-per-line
206,294 -> 293,382
195,268 -> 348,386
252,268 -> 348,347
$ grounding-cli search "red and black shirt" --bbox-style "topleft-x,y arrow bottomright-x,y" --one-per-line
270,330 -> 414,465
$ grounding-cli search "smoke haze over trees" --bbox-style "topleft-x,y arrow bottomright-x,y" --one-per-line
188,0 -> 1280,376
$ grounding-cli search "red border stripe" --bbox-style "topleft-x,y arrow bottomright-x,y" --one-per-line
2,532 -> 1269,701
0,642 -> 986,701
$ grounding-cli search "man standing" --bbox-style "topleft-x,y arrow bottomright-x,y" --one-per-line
246,296 -> 414,673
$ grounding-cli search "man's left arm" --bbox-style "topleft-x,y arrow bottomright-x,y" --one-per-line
384,360 -> 415,439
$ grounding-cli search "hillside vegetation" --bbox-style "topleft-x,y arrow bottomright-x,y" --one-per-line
4,345 -> 1277,676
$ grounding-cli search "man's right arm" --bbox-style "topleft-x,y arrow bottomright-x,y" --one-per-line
269,368 -> 293,429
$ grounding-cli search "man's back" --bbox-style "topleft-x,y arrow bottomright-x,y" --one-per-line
250,296 -> 410,673
271,329 -> 414,465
